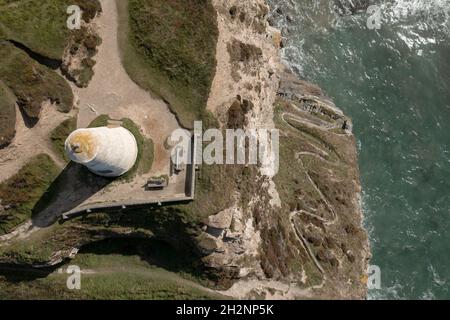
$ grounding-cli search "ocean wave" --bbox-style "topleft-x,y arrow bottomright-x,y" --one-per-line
269,0 -> 450,299
382,0 -> 450,33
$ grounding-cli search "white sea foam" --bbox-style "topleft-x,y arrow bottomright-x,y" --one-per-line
428,263 -> 447,287
268,0 -> 450,299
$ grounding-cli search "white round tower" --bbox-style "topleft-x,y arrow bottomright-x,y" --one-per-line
65,126 -> 138,177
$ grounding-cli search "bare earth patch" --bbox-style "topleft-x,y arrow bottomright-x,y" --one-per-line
73,0 -> 180,175
0,101 -> 73,183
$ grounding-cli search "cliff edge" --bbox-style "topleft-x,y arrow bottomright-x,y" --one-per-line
0,0 -> 371,300
197,0 -> 371,299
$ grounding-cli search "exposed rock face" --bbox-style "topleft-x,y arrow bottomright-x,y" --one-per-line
272,67 -> 370,299
278,68 -> 353,133
198,206 -> 264,284
0,0 -> 101,141
61,11 -> 102,88
207,0 -> 281,129
0,42 -> 74,122
0,0 -> 371,300
0,81 -> 16,149
199,0 -> 282,289
198,0 -> 370,299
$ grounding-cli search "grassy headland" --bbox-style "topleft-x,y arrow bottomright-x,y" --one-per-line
50,116 -> 78,162
0,80 -> 16,148
88,115 -> 154,178
116,0 -> 218,128
0,0 -> 101,59
0,42 -> 74,120
0,241 -> 226,299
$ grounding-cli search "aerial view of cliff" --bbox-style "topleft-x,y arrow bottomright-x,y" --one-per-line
0,0 -> 448,306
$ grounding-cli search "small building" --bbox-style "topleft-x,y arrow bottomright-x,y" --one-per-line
65,126 -> 138,177
144,177 -> 168,190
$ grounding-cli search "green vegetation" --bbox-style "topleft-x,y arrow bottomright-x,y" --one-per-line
0,0 -> 101,59
0,0 -> 101,122
50,116 -> 77,162
0,0 -> 71,59
73,0 -> 102,23
269,98 -> 362,285
161,113 -> 259,223
0,80 -> 15,148
0,154 -> 60,235
116,0 -> 218,128
0,223 -> 65,264
0,0 -> 250,296
0,218 -> 226,299
122,118 -> 154,176
180,164 -> 250,220
0,154 -> 255,289
87,114 -> 109,128
0,209 -> 194,266
0,42 -> 74,119
0,249 -> 226,300
88,115 -> 155,178
26,114 -> 154,219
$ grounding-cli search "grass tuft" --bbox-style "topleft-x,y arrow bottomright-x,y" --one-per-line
0,42 -> 74,119
88,115 -> 154,179
0,154 -> 60,235
0,80 -> 16,148
50,116 -> 77,162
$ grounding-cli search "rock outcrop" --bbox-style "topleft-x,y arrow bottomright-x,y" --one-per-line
0,81 -> 16,149
61,25 -> 102,88
195,0 -> 370,299
0,0 -> 371,300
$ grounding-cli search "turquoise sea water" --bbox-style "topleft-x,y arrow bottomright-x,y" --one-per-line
268,0 -> 450,299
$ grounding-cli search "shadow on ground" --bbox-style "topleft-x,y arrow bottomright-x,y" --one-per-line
78,237 -> 204,278
31,162 -> 113,227
17,105 -> 39,128
0,237 -> 203,283
0,263 -> 60,282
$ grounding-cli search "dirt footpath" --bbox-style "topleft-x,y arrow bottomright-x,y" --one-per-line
73,0 -> 180,174
0,102 -> 71,183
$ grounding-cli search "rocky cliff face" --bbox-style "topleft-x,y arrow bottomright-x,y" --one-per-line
0,0 -> 370,300
196,0 -> 371,299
